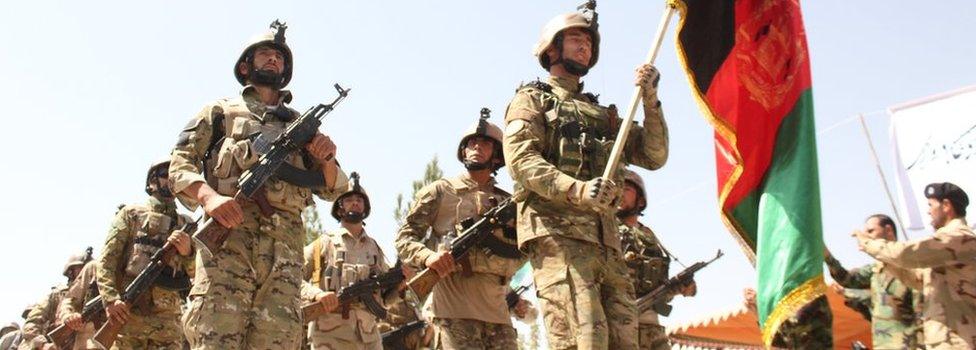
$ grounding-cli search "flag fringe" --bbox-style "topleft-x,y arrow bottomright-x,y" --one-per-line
760,275 -> 826,348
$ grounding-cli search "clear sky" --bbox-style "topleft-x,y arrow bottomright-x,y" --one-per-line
1,0 -> 974,332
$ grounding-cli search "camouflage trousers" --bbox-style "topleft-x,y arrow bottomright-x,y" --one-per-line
772,295 -> 833,349
307,325 -> 381,350
637,323 -> 669,350
432,318 -> 516,350
110,306 -> 182,350
526,236 -> 638,350
182,217 -> 304,350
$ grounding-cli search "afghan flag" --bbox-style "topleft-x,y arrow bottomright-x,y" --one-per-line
670,0 -> 827,345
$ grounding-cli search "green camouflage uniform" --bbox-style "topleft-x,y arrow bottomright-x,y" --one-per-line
395,174 -> 524,350
841,288 -> 874,322
619,223 -> 674,350
171,86 -> 346,349
502,75 -> 668,350
825,254 -> 922,349
858,218 -> 976,349
95,197 -> 191,350
771,295 -> 833,349
18,285 -> 67,350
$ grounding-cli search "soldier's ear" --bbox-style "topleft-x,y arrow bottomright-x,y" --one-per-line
238,62 -> 249,77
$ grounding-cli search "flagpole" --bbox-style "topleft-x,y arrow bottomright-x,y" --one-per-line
601,2 -> 676,179
858,113 -> 909,240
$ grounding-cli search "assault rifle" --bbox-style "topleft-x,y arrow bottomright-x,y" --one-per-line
637,250 -> 722,316
301,264 -> 405,321
406,198 -> 516,300
381,320 -> 427,350
506,284 -> 530,309
45,289 -> 102,348
83,84 -> 350,349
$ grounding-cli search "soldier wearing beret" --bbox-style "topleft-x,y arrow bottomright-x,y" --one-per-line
854,182 -> 976,348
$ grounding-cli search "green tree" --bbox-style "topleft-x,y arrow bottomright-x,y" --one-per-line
303,203 -> 327,245
393,155 -> 443,226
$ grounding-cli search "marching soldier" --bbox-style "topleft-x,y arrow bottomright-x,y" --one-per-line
616,169 -> 694,349
826,214 -> 922,349
396,110 -> 528,349
58,259 -> 103,350
19,249 -> 91,349
501,4 -> 669,349
301,173 -> 389,350
169,20 -> 347,349
95,160 -> 193,349
855,182 -> 976,348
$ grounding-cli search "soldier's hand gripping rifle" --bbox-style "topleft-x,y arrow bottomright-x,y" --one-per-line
301,264 -> 406,321
637,250 -> 722,316
406,198 -> 517,301
381,320 -> 427,350
194,83 -> 350,255
46,285 -> 104,348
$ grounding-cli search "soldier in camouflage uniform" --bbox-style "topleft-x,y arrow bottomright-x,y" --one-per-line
855,182 -> 976,349
396,110 -> 527,350
18,250 -> 91,350
95,160 -> 193,349
825,214 -> 922,349
501,4 -> 669,350
302,173 -> 390,350
170,20 -> 347,349
616,169 -> 695,350
375,265 -> 428,350
743,288 -> 833,349
58,260 -> 104,350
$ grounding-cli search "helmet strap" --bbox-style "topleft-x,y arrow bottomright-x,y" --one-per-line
551,35 -> 591,76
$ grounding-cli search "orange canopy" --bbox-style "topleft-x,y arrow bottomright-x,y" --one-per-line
668,285 -> 871,349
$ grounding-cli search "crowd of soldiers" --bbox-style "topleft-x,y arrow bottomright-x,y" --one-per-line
4,3 -> 976,350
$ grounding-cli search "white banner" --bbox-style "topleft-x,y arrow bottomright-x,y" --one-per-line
889,86 -> 976,231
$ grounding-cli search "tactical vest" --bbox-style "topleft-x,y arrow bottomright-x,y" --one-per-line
432,177 -> 524,281
118,204 -> 190,314
521,81 -> 619,181
310,233 -> 384,293
204,97 -> 314,214
123,208 -> 183,278
620,224 -> 670,296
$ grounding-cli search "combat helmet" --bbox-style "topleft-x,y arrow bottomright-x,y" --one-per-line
145,159 -> 171,196
457,108 -> 505,172
234,20 -> 293,88
533,1 -> 600,72
621,168 -> 647,214
331,172 -> 371,222
62,247 -> 93,278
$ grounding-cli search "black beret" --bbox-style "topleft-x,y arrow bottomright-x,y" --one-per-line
924,182 -> 969,211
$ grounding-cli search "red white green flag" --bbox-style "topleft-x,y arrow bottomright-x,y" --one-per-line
670,0 -> 827,344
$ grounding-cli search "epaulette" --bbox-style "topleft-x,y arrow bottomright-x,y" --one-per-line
516,79 -> 552,94
582,92 -> 600,104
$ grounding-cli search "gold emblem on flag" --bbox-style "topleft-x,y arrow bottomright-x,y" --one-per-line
734,0 -> 808,112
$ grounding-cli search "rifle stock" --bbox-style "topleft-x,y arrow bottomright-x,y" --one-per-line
302,302 -> 327,321
406,267 -> 440,301
92,318 -> 124,349
45,323 -> 75,349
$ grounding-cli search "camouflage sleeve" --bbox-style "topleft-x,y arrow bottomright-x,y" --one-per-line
95,208 -> 133,305
861,227 -> 976,268
169,105 -> 217,208
20,290 -> 57,345
312,165 -> 349,202
841,288 -> 873,321
880,263 -> 924,290
502,90 -> 579,203
823,254 -> 872,289
395,183 -> 442,268
300,239 -> 327,302
623,102 -> 668,170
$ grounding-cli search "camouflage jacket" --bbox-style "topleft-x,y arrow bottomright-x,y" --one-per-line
395,173 -> 523,324
502,75 -> 668,251
19,284 -> 67,349
825,255 -> 922,349
619,222 -> 674,325
859,218 -> 976,348
771,295 -> 833,349
95,197 -> 190,316
57,261 -> 101,350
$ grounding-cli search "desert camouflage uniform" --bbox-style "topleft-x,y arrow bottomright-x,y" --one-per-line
58,261 -> 103,350
502,74 -> 668,350
376,294 -> 425,350
18,285 -> 67,350
858,218 -> 976,349
771,295 -> 833,349
171,86 -> 346,349
96,196 -> 191,349
301,229 -> 388,350
395,173 -> 524,350
619,223 -> 674,350
825,254 -> 922,349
